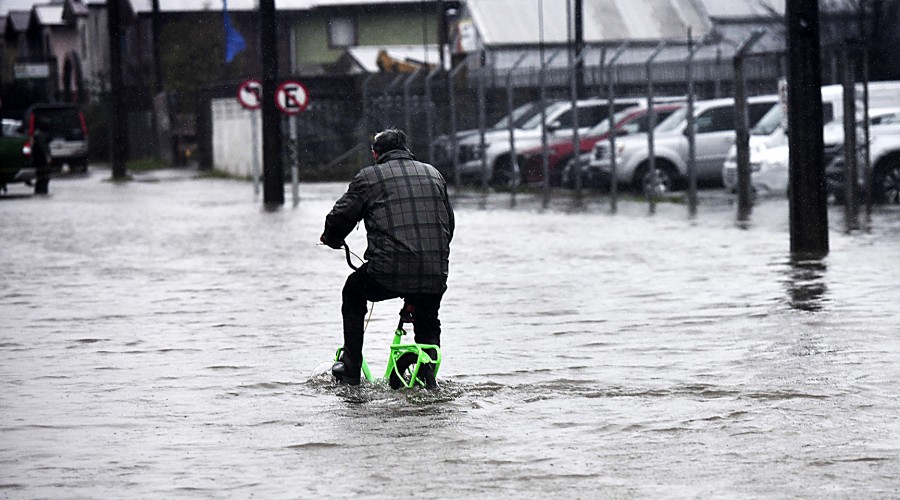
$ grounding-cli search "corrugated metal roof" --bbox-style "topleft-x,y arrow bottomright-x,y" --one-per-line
127,0 -> 427,13
33,5 -> 64,25
697,0 -> 784,19
465,0 -> 712,46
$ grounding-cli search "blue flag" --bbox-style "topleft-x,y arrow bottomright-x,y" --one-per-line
223,0 -> 247,63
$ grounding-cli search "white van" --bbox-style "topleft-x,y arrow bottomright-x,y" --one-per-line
721,80 -> 900,194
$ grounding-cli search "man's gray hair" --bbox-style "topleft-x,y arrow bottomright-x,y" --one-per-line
371,128 -> 409,156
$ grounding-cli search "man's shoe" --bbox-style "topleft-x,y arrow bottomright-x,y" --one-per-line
418,363 -> 438,390
331,360 -> 360,386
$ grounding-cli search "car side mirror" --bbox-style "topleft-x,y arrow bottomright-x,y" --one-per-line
546,121 -> 561,132
615,128 -> 629,136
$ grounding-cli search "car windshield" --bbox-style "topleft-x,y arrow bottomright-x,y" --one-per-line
492,101 -> 544,129
518,102 -> 569,129
752,105 -> 783,135
587,108 -> 635,135
655,106 -> 688,133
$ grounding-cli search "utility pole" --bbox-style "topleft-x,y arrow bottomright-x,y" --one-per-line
107,0 -> 127,180
260,0 -> 284,208
786,0 -> 828,257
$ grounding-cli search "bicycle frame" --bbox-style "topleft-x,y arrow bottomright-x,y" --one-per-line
334,244 -> 442,389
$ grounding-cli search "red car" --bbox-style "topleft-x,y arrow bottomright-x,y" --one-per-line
519,103 -> 684,185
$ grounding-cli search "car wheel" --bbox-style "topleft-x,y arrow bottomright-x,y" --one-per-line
872,156 -> 900,205
71,160 -> 89,174
490,156 -> 522,188
636,161 -> 678,196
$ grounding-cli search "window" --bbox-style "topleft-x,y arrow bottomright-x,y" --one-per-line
328,17 -> 356,48
748,102 -> 776,125
695,106 -> 735,133
552,105 -> 610,129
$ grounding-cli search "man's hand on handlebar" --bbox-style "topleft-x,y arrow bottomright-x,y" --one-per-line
319,234 -> 344,250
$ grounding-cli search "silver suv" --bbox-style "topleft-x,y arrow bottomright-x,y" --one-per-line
588,96 -> 778,192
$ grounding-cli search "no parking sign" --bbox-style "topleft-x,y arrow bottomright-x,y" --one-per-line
275,81 -> 310,115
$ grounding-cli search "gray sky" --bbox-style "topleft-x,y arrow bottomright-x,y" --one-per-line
1,0 -> 44,16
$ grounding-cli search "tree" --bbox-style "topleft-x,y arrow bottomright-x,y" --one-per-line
160,14 -> 248,109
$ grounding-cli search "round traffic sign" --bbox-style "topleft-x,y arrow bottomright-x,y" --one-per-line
237,79 -> 262,110
275,81 -> 310,115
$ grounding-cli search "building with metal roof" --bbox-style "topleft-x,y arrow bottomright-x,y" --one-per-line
452,0 -> 865,96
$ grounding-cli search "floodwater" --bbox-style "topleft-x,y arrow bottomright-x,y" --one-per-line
2,169 -> 899,498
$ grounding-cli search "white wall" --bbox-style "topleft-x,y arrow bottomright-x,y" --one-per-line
211,98 -> 261,178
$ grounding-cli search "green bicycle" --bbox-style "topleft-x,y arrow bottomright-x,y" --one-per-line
332,244 -> 442,390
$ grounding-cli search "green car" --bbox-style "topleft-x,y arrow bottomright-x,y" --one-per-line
1,119 -> 51,195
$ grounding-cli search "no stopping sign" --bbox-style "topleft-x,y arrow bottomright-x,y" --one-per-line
275,81 -> 310,115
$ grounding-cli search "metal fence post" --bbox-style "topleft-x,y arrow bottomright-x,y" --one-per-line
570,51 -> 586,204
477,52 -> 489,193
381,74 -> 405,130
644,41 -> 666,214
685,28 -> 700,217
424,66 -> 441,164
448,62 -> 466,190
540,50 -> 562,209
734,30 -> 766,223
606,43 -> 629,214
507,53 -> 528,208
403,68 -> 423,143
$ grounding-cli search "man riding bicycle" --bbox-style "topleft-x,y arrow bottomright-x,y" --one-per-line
320,128 -> 455,387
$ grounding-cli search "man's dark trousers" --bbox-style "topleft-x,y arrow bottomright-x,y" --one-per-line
340,263 -> 444,376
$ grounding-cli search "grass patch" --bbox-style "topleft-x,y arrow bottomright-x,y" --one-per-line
127,158 -> 169,172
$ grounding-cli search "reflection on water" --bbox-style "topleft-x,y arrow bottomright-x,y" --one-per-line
782,256 -> 829,312
2,173 -> 900,497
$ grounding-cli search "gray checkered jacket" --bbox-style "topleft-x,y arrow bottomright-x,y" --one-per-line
323,149 -> 454,294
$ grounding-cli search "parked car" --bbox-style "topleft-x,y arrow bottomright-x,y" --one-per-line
588,96 -> 779,193
454,97 -> 648,186
430,100 -> 551,177
554,104 -> 684,188
721,103 -> 788,194
827,111 -> 900,205
24,103 -> 89,173
0,119 -> 52,194
723,107 -> 900,196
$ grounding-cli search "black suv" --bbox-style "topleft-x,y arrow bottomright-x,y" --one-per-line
25,103 -> 89,173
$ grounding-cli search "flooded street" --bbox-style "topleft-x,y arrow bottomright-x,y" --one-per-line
2,169 -> 899,498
